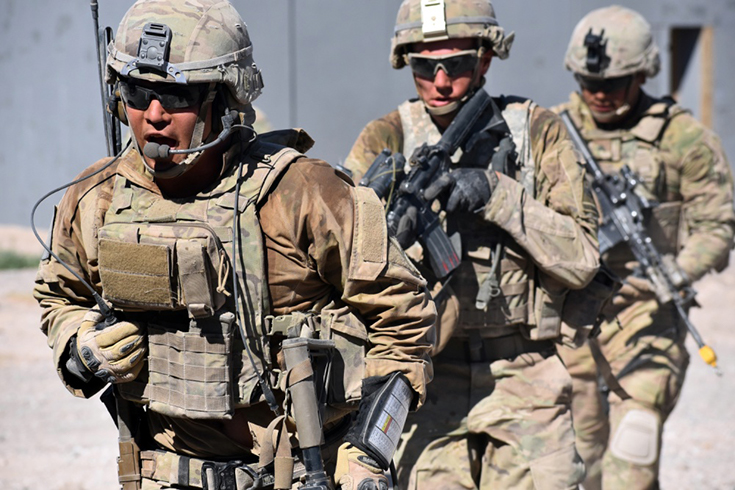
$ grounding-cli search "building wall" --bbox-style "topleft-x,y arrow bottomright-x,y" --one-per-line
1,0 -> 733,225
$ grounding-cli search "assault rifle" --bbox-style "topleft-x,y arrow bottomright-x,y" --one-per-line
359,89 -> 497,279
559,110 -> 721,375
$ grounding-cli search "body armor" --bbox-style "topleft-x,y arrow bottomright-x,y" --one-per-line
399,95 -> 568,340
96,137 -> 368,420
564,92 -> 688,275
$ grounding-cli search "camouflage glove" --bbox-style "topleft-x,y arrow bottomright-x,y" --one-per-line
334,443 -> 388,490
424,168 -> 498,213
74,308 -> 146,384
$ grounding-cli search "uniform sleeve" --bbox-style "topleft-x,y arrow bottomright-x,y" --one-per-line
343,111 -> 404,183
483,106 -> 600,289
261,159 -> 436,407
664,116 -> 735,281
33,159 -> 116,398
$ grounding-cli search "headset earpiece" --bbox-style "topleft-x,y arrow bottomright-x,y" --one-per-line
107,82 -> 127,125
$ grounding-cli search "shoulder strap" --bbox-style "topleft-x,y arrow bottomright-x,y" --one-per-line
631,96 -> 689,146
256,145 -> 305,206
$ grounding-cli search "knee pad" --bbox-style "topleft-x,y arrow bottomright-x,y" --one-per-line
609,409 -> 660,466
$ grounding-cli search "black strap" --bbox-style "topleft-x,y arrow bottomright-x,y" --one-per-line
588,338 -> 631,401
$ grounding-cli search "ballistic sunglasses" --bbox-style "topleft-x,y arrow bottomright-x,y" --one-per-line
407,49 -> 479,79
575,74 -> 633,94
119,79 -> 205,111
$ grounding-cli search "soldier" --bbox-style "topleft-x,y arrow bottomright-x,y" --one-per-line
344,0 -> 601,488
555,6 -> 735,489
33,1 -> 436,489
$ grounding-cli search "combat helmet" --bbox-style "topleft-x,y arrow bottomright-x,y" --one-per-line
564,5 -> 660,79
390,0 -> 514,69
106,0 -> 263,178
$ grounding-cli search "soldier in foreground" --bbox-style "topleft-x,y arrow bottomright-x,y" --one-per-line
554,6 -> 735,489
33,1 -> 436,489
344,0 -> 601,488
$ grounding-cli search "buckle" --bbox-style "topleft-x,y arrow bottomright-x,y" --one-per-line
202,460 -> 239,490
201,460 -> 274,490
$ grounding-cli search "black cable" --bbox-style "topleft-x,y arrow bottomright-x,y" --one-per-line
30,141 -> 131,323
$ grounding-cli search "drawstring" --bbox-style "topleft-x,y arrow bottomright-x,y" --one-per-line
217,250 -> 232,297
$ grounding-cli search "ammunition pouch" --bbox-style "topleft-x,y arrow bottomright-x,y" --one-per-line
98,221 -> 229,319
122,309 -> 238,420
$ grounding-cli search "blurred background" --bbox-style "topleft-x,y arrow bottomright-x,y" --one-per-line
1,0 -> 734,227
1,2 -> 734,489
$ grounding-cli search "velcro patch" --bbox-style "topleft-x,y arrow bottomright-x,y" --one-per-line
349,187 -> 388,281
98,238 -> 174,308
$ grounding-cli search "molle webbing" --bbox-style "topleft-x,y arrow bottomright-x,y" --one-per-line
104,141 -> 304,417
146,312 -> 235,419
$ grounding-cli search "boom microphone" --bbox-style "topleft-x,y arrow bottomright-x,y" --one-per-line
143,142 -> 171,159
142,110 -> 241,161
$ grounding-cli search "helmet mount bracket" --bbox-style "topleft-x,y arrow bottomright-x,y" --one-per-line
584,28 -> 609,74
120,22 -> 187,84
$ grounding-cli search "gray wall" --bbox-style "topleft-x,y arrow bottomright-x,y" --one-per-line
2,0 -> 734,226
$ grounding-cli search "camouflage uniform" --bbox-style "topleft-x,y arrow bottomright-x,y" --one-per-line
344,4 -> 600,487
34,2 -> 435,489
555,6 -> 735,489
555,90 -> 735,490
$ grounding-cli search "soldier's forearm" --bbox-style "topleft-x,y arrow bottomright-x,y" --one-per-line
483,174 -> 600,288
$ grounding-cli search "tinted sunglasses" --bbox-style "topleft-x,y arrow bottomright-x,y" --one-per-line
407,49 -> 479,79
575,74 -> 632,94
119,79 -> 205,111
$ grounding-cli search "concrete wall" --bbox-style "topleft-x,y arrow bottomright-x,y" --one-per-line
1,0 -> 733,226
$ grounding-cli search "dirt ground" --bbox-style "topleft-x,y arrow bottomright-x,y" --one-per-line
1,225 -> 734,489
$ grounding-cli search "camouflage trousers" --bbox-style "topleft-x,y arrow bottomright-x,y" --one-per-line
558,299 -> 689,490
395,347 -> 584,490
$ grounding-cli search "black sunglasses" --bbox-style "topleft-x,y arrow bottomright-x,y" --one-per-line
119,79 -> 205,111
407,49 -> 479,79
575,74 -> 632,94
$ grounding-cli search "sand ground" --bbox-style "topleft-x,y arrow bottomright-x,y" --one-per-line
0,226 -> 733,489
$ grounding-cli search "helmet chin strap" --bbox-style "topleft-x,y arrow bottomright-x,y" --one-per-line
142,84 -> 218,180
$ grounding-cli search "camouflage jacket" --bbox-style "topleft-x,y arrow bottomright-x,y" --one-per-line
344,97 -> 600,341
555,91 -> 735,282
34,132 -> 435,457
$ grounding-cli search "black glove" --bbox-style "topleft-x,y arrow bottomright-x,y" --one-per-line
424,168 -> 497,213
394,205 -> 419,249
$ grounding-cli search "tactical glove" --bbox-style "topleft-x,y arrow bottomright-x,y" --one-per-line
423,168 -> 498,213
394,205 -> 419,249
75,308 -> 146,384
334,443 -> 389,490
